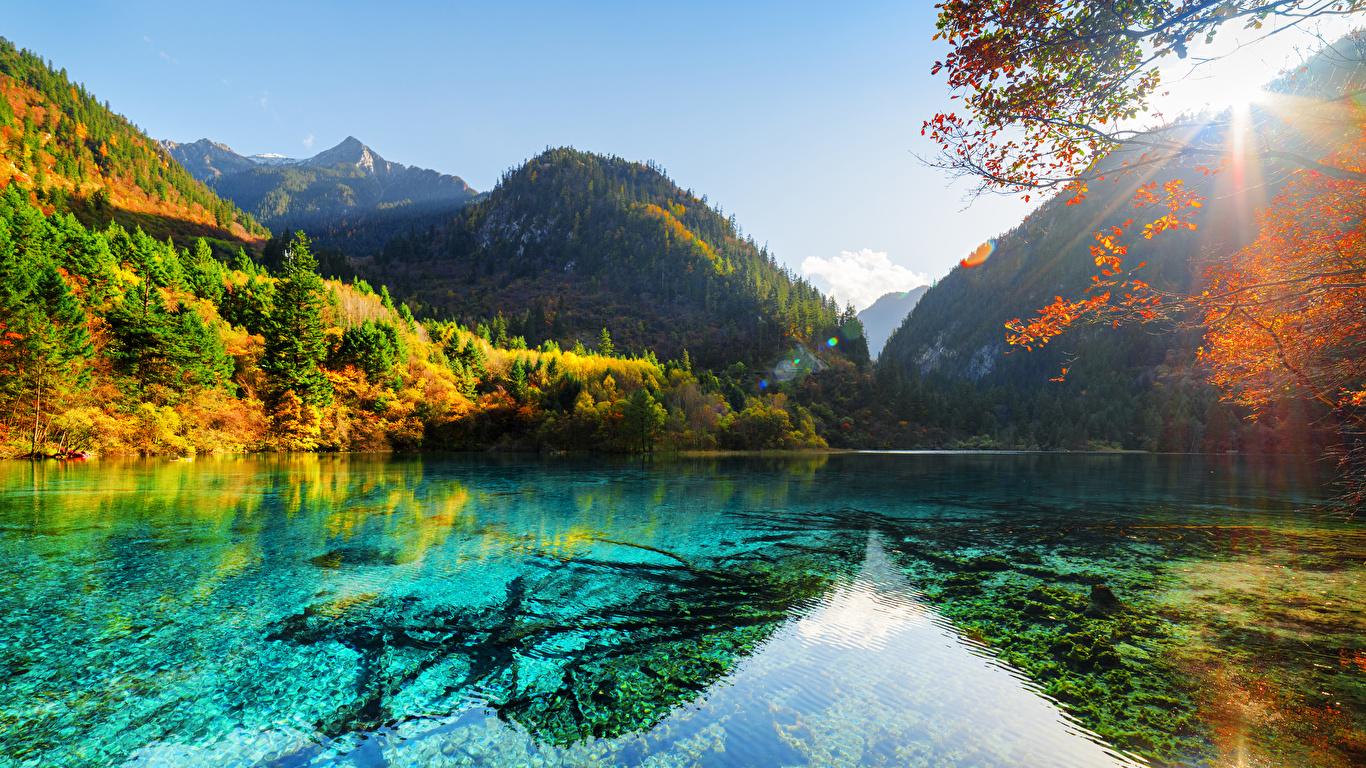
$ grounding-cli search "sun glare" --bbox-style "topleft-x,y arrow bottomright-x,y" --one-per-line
1159,66 -> 1272,117
1148,18 -> 1360,118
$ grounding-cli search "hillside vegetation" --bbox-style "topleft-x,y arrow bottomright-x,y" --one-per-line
0,183 -> 841,456
347,148 -> 857,371
0,38 -> 267,253
873,141 -> 1325,453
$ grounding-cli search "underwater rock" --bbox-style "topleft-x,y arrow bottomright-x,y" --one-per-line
1087,585 -> 1124,617
309,547 -> 404,568
965,557 -> 1013,572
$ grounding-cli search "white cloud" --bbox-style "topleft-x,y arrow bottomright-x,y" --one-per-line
302,133 -> 315,150
801,249 -> 929,311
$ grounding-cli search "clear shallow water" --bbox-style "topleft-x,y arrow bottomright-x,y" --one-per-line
0,453 -> 1360,767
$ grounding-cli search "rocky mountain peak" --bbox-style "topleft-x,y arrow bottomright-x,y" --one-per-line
303,136 -> 392,175
157,138 -> 257,179
159,133 -> 478,226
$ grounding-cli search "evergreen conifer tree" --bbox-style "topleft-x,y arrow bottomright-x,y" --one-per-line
508,358 -> 528,402
108,267 -> 231,396
0,202 -> 93,453
492,312 -> 509,348
263,232 -> 331,406
336,319 -> 402,386
622,388 -> 666,453
184,238 -> 225,302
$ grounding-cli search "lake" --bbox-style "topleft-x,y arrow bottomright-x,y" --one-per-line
0,453 -> 1361,767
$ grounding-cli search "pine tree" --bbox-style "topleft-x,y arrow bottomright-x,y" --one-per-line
21,262 -> 91,453
108,270 -> 231,395
0,205 -> 92,454
492,312 -> 509,348
184,238 -> 225,302
508,358 -> 528,402
335,319 -> 402,386
622,388 -> 666,453
263,231 -> 331,406
598,327 -> 614,357
233,248 -> 258,276
170,302 -> 233,390
219,273 -> 274,335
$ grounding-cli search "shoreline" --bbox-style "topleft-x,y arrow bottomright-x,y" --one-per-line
10,447 -> 1327,461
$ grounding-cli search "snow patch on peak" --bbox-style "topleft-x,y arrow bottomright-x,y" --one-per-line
249,153 -> 298,167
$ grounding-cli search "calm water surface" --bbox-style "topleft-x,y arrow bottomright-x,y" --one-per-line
0,453 -> 1361,767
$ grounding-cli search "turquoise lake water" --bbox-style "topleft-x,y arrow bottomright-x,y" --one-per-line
0,453 -> 1361,767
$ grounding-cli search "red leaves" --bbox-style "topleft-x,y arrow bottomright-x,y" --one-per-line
1200,148 -> 1366,427
1009,176 -> 1196,349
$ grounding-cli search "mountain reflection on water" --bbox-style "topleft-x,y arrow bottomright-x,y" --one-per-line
0,453 -> 1358,767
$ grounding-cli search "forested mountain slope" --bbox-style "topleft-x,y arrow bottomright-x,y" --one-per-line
0,182 -> 833,457
871,32 -> 1366,454
351,148 -> 855,369
0,43 -> 867,458
0,38 -> 267,252
875,148 -> 1323,452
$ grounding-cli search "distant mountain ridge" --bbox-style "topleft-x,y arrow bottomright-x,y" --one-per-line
857,287 -> 928,360
158,136 -> 479,228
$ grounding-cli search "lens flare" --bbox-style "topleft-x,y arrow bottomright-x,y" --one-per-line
758,379 -> 769,389
961,240 -> 994,269
827,337 -> 838,347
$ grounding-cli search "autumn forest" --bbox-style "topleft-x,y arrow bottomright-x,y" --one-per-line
1,12 -> 1364,495
6,4 -> 1366,767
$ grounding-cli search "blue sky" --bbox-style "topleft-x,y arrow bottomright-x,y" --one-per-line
10,1 -> 1305,308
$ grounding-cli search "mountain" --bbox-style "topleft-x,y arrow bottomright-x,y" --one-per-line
871,142 -> 1330,452
0,38 -> 268,251
870,34 -> 1366,453
160,136 -> 479,229
346,147 -> 855,371
857,286 -> 928,359
154,138 -> 257,180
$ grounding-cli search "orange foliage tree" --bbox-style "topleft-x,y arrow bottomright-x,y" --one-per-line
1201,163 -> 1366,424
1199,155 -> 1366,503
927,2 -> 1366,503
926,2 -> 1366,357
924,0 -> 1366,196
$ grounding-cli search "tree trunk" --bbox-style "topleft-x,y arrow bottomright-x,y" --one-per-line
30,367 -> 42,458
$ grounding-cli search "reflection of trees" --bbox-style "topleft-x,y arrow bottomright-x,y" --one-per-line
730,502 -> 1366,766
264,532 -> 866,744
